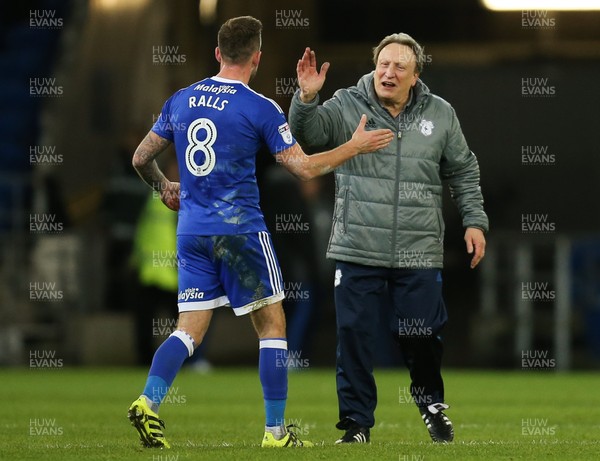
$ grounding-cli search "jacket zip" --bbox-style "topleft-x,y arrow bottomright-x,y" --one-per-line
390,123 -> 402,267
368,95 -> 423,267
389,101 -> 425,266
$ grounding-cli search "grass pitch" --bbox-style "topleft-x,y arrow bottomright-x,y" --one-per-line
1,367 -> 598,460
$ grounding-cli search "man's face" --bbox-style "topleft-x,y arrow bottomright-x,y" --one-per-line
374,43 -> 419,105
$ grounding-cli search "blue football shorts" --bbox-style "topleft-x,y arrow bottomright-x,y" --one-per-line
176,231 -> 285,316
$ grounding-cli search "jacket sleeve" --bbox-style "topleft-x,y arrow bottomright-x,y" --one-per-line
440,106 -> 489,233
288,89 -> 345,150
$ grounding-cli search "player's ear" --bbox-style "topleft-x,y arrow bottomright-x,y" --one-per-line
215,47 -> 222,63
252,50 -> 261,68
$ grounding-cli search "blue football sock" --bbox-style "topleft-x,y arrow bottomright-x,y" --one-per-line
142,330 -> 195,412
259,338 -> 288,428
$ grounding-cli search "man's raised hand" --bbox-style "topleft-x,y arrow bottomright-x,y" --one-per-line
296,47 -> 330,103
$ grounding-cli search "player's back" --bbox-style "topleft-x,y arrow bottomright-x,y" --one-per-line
152,76 -> 295,236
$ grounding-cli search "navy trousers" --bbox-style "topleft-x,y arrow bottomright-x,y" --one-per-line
334,261 -> 448,428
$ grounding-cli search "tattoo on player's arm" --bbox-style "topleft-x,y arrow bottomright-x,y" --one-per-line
132,132 -> 171,191
137,161 -> 168,192
135,132 -> 170,165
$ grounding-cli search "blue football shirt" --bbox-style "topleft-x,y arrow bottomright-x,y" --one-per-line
151,76 -> 296,236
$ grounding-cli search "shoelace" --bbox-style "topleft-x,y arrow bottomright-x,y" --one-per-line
284,424 -> 305,446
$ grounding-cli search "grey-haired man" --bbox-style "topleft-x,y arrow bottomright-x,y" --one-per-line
289,33 -> 488,443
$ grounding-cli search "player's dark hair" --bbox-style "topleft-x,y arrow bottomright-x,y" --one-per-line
217,16 -> 262,65
372,33 -> 424,74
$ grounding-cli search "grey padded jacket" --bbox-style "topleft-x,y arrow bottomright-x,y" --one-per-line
289,72 -> 489,268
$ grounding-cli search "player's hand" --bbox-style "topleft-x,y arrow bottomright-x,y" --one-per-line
350,114 -> 394,154
296,47 -> 329,103
160,181 -> 180,211
465,227 -> 486,268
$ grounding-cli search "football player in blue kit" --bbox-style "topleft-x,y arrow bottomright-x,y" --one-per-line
127,16 -> 394,448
